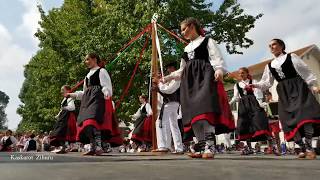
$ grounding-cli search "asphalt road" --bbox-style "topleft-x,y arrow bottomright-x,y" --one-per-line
0,152 -> 319,180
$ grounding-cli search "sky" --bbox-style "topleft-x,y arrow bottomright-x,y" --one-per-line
0,0 -> 320,129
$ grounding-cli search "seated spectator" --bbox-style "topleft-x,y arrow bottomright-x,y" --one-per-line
0,130 -> 17,152
23,134 -> 38,152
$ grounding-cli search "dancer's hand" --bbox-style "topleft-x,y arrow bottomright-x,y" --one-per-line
66,93 -> 76,98
311,86 -> 320,94
152,77 -> 160,84
215,69 -> 223,81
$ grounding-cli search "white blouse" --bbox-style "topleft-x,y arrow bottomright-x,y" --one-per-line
229,79 -> 264,105
158,79 -> 180,94
165,36 -> 226,80
73,66 -> 113,100
61,98 -> 75,111
255,53 -> 318,91
132,103 -> 153,119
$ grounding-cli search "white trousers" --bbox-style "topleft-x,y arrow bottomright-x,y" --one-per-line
224,133 -> 232,148
156,102 -> 183,151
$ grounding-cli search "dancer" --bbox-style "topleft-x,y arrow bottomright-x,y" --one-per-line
130,95 -> 153,152
68,53 -> 122,155
163,17 -> 235,159
50,85 -> 77,154
229,67 -> 272,155
253,38 -> 320,159
154,63 -> 184,154
263,91 -> 282,155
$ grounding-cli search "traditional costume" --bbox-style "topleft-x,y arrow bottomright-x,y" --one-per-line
131,102 -> 153,146
50,97 -> 77,151
229,79 -> 270,141
165,36 -> 235,158
255,53 -> 320,158
155,79 -> 183,153
71,66 -> 122,155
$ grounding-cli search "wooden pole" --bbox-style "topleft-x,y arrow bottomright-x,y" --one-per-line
151,22 -> 158,150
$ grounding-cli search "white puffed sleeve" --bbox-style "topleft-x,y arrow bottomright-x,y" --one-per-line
62,98 -> 76,111
99,68 -> 113,98
159,80 -> 180,94
291,53 -> 318,87
207,38 -> 227,73
145,103 -> 153,116
253,79 -> 264,106
254,65 -> 274,91
229,83 -> 239,105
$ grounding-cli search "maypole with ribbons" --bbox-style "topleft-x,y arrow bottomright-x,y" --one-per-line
69,13 -> 188,150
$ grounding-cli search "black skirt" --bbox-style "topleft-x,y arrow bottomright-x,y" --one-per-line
77,86 -> 105,144
277,77 -> 320,141
131,113 -> 152,143
180,59 -> 220,126
237,95 -> 270,141
50,110 -> 77,146
77,86 -> 105,125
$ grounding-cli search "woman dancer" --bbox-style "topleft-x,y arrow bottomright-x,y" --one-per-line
253,39 -> 320,159
229,67 -> 273,155
50,85 -> 77,154
130,95 -> 153,152
163,17 -> 235,159
68,53 -> 122,155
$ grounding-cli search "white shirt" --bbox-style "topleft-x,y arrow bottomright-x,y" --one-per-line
61,98 -> 75,111
229,79 -> 264,105
73,66 -> 113,99
255,53 -> 317,91
132,103 -> 152,119
159,79 -> 180,94
165,36 -> 226,79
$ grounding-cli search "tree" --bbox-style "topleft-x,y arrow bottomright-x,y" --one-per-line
18,0 -> 262,132
0,91 -> 9,130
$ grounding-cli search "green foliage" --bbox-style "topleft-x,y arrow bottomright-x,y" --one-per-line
0,91 -> 9,130
18,0 -> 262,133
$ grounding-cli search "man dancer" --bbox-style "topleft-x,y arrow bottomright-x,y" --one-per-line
154,63 -> 184,154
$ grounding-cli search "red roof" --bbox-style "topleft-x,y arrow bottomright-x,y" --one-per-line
228,44 -> 316,80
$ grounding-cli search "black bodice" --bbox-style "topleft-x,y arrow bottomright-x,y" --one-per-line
268,54 -> 299,82
85,68 -> 101,87
182,37 -> 210,62
159,88 -> 180,104
236,79 -> 254,97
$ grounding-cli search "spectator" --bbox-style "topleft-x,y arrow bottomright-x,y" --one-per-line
0,130 -> 17,152
23,134 -> 38,152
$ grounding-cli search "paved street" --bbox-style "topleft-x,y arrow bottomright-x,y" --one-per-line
0,152 -> 319,180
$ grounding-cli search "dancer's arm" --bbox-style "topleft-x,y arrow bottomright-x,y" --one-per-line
163,58 -> 186,82
100,68 -> 113,98
253,79 -> 264,106
208,38 -> 226,80
158,80 -> 180,94
68,81 -> 86,100
145,103 -> 153,116
229,84 -> 239,105
62,98 -> 76,111
291,53 -> 319,93
253,65 -> 274,91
